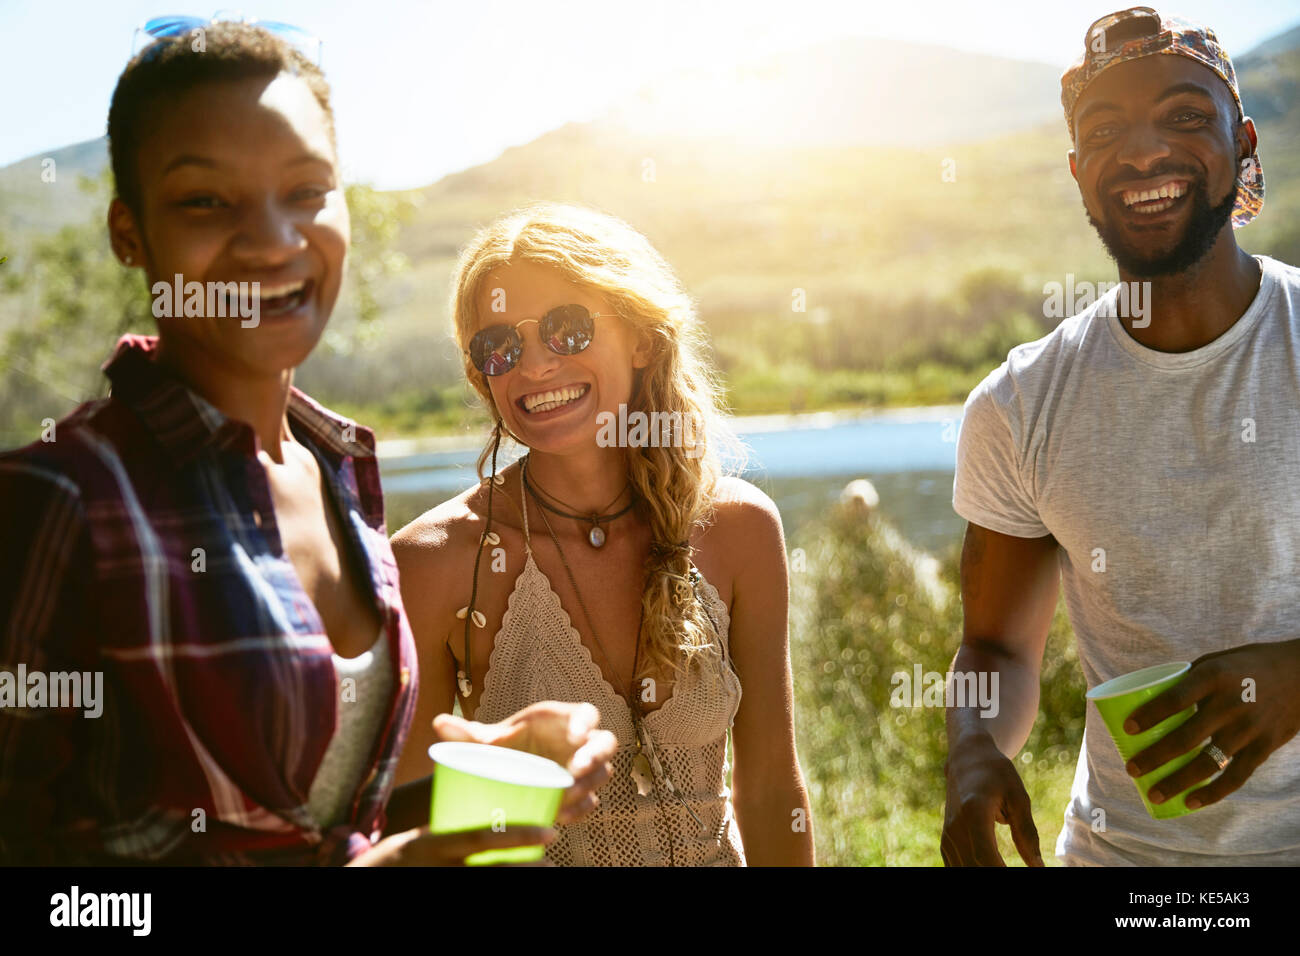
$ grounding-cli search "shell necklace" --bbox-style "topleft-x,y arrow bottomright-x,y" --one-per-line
522,463 -> 634,548
521,456 -> 705,838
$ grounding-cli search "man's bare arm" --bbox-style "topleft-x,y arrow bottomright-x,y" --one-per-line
948,522 -> 1061,756
941,522 -> 1060,867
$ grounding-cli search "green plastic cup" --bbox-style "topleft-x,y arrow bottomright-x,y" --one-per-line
1087,662 -> 1204,820
428,742 -> 574,865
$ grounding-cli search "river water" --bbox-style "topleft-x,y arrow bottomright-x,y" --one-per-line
380,410 -> 968,559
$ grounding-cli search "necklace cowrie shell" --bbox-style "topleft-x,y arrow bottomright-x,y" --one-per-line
457,670 -> 472,697
484,531 -> 500,546
455,607 -> 486,627
631,752 -> 655,796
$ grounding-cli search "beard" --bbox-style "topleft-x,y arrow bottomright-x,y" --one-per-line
1085,174 -> 1237,279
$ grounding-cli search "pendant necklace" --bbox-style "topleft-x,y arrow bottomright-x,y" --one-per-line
522,463 -> 634,548
522,456 -> 705,840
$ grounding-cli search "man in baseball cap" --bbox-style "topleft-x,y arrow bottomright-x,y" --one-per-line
1061,6 -> 1265,281
1063,6 -> 1264,230
943,7 -> 1300,866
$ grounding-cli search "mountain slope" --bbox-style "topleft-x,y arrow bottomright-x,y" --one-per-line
3,27 -> 1299,415
601,36 -> 1063,147
0,137 -> 109,235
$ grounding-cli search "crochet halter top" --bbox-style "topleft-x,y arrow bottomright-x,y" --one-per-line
472,469 -> 745,866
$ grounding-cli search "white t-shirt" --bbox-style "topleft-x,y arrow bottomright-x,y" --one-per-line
953,254 -> 1300,865
307,629 -> 393,830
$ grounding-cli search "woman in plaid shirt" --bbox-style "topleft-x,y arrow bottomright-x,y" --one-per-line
0,20 -> 614,866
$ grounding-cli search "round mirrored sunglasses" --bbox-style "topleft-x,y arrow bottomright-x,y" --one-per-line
467,304 -> 615,377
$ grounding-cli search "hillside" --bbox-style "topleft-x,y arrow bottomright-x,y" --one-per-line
330,34 -> 1300,410
2,27 -> 1299,434
600,36 -> 1063,146
0,138 -> 109,236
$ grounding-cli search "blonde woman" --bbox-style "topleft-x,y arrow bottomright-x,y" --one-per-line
392,203 -> 813,865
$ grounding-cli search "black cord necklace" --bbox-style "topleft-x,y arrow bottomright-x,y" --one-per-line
522,465 -> 635,548
521,456 -> 705,851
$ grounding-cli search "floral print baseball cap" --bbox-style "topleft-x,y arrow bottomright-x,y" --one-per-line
1061,6 -> 1264,227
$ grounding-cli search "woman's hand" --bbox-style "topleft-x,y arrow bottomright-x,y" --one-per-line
348,825 -> 556,866
433,701 -> 618,824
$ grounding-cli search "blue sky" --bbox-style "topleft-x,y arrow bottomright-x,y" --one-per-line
2,0 -> 1298,189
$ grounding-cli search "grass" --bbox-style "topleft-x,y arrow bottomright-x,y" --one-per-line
310,361 -> 994,441
814,758 -> 1076,867
788,501 -> 1086,866
325,384 -> 489,440
723,361 -> 993,417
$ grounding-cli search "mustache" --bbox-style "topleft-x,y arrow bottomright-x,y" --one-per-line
1102,165 -> 1203,195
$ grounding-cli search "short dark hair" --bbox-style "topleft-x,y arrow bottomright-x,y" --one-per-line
107,21 -> 336,216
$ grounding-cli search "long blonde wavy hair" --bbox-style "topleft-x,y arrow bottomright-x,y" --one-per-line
450,202 -> 743,676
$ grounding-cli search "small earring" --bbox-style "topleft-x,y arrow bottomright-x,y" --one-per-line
123,255 -> 134,265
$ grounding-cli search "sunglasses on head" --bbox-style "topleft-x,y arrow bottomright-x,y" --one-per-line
132,13 -> 323,66
467,304 -> 614,377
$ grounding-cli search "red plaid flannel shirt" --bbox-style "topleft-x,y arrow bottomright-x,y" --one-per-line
0,335 -> 420,864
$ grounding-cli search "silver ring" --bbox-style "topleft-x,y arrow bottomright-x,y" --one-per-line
1205,743 -> 1231,770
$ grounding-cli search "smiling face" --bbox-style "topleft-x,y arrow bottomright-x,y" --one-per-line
1069,55 -> 1254,278
473,260 -> 652,454
109,72 -> 349,378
